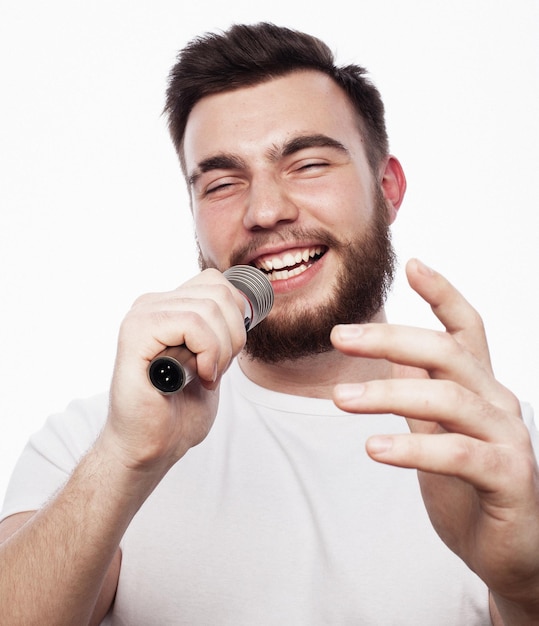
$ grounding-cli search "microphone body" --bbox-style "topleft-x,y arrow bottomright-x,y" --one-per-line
148,266 -> 274,394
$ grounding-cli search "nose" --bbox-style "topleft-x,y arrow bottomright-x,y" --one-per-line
242,176 -> 299,231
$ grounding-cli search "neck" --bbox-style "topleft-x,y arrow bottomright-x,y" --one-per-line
237,311 -> 391,399
238,350 -> 391,399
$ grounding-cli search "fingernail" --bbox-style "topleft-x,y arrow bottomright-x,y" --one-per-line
366,436 -> 393,455
334,383 -> 365,402
415,259 -> 435,276
335,324 -> 364,340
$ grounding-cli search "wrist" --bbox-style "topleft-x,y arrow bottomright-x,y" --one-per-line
90,430 -> 173,516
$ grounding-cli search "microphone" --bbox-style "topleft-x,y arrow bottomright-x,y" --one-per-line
148,265 -> 274,394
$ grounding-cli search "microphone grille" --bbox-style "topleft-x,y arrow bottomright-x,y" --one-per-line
224,265 -> 274,329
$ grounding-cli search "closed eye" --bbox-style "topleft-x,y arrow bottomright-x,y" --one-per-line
203,176 -> 243,198
292,160 -> 331,177
298,161 -> 329,170
206,181 -> 234,194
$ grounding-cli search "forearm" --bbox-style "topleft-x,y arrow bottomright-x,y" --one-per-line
0,435 -> 160,626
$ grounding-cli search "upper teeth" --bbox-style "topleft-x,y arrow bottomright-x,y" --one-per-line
256,247 -> 323,280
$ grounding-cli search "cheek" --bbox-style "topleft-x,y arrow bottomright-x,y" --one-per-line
299,184 -> 372,231
194,217 -> 216,255
297,167 -> 371,212
194,211 -> 237,267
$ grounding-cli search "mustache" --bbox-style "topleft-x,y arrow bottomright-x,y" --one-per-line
228,227 -> 347,267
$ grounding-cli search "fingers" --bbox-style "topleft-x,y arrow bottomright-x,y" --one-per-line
330,258 -> 526,489
330,259 -> 520,414
364,432 -> 515,493
331,322 -> 496,401
119,269 -> 248,388
405,258 -> 493,371
333,378 -> 518,442
362,417 -> 536,501
333,378 -> 532,496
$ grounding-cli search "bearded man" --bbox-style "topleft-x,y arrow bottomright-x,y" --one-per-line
2,22 -> 539,626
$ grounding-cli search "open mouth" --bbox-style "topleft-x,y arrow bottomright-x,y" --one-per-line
254,246 -> 326,282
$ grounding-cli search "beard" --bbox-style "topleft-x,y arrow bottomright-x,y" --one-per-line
198,186 -> 396,364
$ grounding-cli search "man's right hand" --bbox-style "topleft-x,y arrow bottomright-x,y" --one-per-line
101,268 -> 249,477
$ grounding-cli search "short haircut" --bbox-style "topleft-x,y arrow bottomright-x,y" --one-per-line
164,22 -> 389,174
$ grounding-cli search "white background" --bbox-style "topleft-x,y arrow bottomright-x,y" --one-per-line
1,0 -> 538,501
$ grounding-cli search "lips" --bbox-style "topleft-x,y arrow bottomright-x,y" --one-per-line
254,246 -> 325,282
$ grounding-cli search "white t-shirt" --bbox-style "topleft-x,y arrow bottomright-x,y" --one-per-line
4,360 -> 536,624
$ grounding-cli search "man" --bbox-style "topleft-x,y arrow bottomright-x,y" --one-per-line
1,22 -> 538,625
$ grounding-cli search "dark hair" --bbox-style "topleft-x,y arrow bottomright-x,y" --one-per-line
164,22 -> 389,174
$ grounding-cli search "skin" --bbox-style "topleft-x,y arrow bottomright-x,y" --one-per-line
1,69 -> 538,625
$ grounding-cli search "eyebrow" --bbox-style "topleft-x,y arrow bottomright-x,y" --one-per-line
188,133 -> 349,188
188,154 -> 247,188
279,133 -> 349,158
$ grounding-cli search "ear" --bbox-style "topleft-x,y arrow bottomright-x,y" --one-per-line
379,155 -> 406,224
